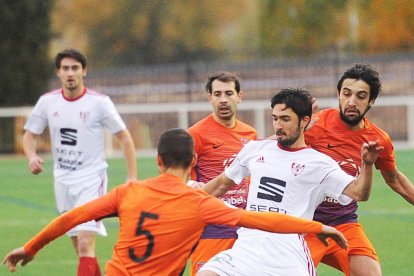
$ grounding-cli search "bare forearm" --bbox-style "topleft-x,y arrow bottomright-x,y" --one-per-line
383,170 -> 414,204
353,162 -> 374,201
203,173 -> 233,197
22,132 -> 38,159
116,130 -> 137,180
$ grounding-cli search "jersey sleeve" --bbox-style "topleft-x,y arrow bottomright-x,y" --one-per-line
24,97 -> 48,134
319,159 -> 355,205
197,193 -> 244,226
101,96 -> 126,133
23,183 -> 128,256
238,211 -> 323,234
224,141 -> 253,184
375,133 -> 396,172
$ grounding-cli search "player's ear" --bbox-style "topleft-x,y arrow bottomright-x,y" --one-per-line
156,154 -> 163,167
83,67 -> 87,77
237,90 -> 244,103
191,153 -> 198,168
301,116 -> 311,129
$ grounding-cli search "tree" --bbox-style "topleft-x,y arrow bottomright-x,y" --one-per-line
258,0 -> 347,57
358,0 -> 414,53
52,0 -> 247,67
0,0 -> 53,106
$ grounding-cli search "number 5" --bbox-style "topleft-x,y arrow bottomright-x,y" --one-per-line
128,211 -> 159,263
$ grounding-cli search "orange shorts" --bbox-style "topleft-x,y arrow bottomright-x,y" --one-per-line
305,222 -> 379,275
190,238 -> 236,276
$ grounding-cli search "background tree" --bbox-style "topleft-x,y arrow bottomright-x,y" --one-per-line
52,0 -> 246,67
0,0 -> 53,106
258,0 -> 347,57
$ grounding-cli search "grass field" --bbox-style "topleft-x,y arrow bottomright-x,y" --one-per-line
1,151 -> 413,275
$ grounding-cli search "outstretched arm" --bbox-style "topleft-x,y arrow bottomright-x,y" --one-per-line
381,168 -> 414,205
343,140 -> 384,201
114,129 -> 137,181
203,172 -> 235,197
237,211 -> 348,249
2,187 -> 122,272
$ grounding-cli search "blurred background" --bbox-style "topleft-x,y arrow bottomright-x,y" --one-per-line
1,0 -> 414,154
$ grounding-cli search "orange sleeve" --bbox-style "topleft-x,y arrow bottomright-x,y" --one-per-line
23,183 -> 128,256
238,211 -> 323,234
198,193 -> 244,226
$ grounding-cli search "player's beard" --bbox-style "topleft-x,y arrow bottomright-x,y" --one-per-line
339,105 -> 370,126
275,124 -> 301,147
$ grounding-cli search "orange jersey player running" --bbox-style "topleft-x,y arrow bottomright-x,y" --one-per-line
3,128 -> 348,276
188,71 -> 257,274
305,64 -> 414,276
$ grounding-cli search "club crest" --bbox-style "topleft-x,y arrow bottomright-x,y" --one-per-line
291,162 -> 305,176
80,112 -> 90,123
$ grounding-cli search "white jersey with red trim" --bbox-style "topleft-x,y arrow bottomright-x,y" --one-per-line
223,139 -> 354,275
24,89 -> 126,184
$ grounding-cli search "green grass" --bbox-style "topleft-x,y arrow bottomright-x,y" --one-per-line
1,151 -> 413,275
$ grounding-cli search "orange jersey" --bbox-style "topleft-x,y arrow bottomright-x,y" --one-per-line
305,108 -> 396,225
23,173 -> 324,276
188,114 -> 256,238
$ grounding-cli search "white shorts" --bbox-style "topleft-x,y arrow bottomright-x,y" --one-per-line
54,172 -> 108,237
198,230 -> 316,276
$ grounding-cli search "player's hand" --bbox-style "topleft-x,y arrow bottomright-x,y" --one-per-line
361,140 -> 384,166
28,156 -> 43,175
3,247 -> 34,272
187,180 -> 205,189
318,225 -> 348,249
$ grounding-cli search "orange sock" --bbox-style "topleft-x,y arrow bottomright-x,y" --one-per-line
77,257 -> 101,276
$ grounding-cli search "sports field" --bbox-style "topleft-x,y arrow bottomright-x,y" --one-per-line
1,151 -> 413,275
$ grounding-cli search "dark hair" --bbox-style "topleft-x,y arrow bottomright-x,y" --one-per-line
205,71 -> 241,94
270,88 -> 313,119
337,64 -> 381,100
55,49 -> 87,69
157,128 -> 194,168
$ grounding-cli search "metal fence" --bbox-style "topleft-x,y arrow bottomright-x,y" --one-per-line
2,52 -> 414,153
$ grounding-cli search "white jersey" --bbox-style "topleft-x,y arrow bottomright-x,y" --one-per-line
24,89 -> 126,184
224,139 -> 354,275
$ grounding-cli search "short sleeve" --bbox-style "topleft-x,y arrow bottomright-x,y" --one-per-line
24,97 -> 48,134
101,97 -> 126,133
224,142 -> 252,184
320,163 -> 355,205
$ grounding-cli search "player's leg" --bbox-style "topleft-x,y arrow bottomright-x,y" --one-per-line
349,255 -> 381,276
346,223 -> 381,276
190,238 -> 236,276
305,233 -> 331,266
326,223 -> 381,276
65,172 -> 108,276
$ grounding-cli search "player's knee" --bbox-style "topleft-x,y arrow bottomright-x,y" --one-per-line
76,233 -> 96,256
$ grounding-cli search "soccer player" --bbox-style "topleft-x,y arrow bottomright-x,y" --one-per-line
3,128 -> 349,275
197,88 -> 383,276
304,63 -> 414,276
188,71 -> 257,274
22,49 -> 137,276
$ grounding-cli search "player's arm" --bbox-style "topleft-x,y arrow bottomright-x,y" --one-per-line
203,172 -> 235,197
22,131 -> 43,175
342,140 -> 384,201
2,186 -> 122,272
114,129 -> 137,181
237,211 -> 347,249
381,168 -> 414,204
